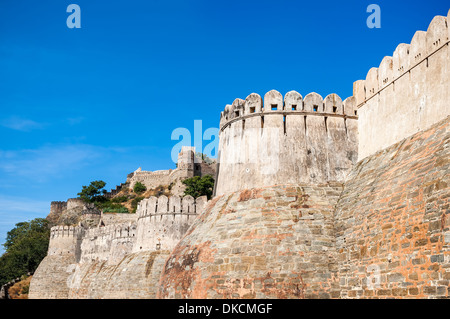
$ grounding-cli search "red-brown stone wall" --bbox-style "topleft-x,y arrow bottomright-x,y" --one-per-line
335,116 -> 450,298
158,184 -> 343,299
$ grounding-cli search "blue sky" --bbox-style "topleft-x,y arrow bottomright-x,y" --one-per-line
0,0 -> 448,253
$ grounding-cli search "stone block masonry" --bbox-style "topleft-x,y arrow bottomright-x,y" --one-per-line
335,115 -> 450,299
158,184 -> 343,299
355,11 -> 450,160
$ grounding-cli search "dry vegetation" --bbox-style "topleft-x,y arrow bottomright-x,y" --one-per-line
7,276 -> 32,299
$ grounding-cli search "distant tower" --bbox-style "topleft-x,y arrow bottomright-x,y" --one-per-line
176,146 -> 195,179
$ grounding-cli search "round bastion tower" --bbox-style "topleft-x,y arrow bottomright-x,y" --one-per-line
158,90 -> 359,299
214,90 -> 358,195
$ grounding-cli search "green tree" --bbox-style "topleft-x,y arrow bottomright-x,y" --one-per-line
0,218 -> 50,286
133,182 -> 147,194
182,175 -> 215,200
131,196 -> 144,213
77,180 -> 107,204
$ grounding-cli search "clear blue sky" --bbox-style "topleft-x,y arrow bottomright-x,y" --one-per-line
0,0 -> 448,253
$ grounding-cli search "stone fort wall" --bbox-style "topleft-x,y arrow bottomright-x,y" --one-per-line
29,195 -> 207,299
335,115 -> 449,298
354,12 -> 449,160
134,195 -> 207,253
215,91 -> 358,196
28,11 -> 450,299
158,11 -> 450,299
127,146 -> 216,193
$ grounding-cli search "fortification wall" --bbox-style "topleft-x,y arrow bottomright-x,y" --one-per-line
47,201 -> 68,224
47,226 -> 83,257
30,194 -> 208,299
127,169 -> 173,190
335,115 -> 450,298
47,198 -> 87,225
65,195 -> 206,298
103,183 -> 127,198
67,250 -> 171,299
50,201 -> 67,216
158,184 -> 343,299
79,223 -> 137,265
28,225 -> 83,299
215,90 -> 358,195
355,11 -> 449,160
67,198 -> 85,210
101,211 -> 138,225
127,146 -> 199,190
133,195 -> 207,253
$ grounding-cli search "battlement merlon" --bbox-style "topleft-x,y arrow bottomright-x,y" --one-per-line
352,11 -> 449,160
354,14 -> 449,106
219,90 -> 358,131
47,225 -> 84,256
136,195 -> 207,218
215,89 -> 359,195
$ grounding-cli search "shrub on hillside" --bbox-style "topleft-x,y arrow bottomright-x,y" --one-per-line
131,196 -> 144,214
133,182 -> 147,194
182,175 -> 215,200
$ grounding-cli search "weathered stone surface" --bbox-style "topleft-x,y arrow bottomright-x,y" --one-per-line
356,13 -> 449,160
127,147 -> 216,194
29,195 -> 206,299
68,250 -> 171,299
216,90 -> 358,196
158,184 -> 342,299
335,116 -> 450,299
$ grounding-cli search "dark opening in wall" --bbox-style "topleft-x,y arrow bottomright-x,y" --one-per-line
271,104 -> 277,111
261,116 -> 264,129
333,106 -> 337,113
313,105 -> 318,112
354,110 -> 357,116
242,119 -> 245,130
292,104 -> 297,111
235,111 -> 239,117
283,115 -> 286,135
304,116 -> 307,135
250,107 -> 255,113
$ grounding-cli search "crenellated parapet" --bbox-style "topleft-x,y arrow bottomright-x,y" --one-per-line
354,11 -> 450,160
47,225 -> 83,257
219,90 -> 358,131
79,222 -> 137,265
135,194 -> 207,218
45,194 -> 208,265
49,225 -> 81,239
133,195 -> 207,253
215,90 -> 359,195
